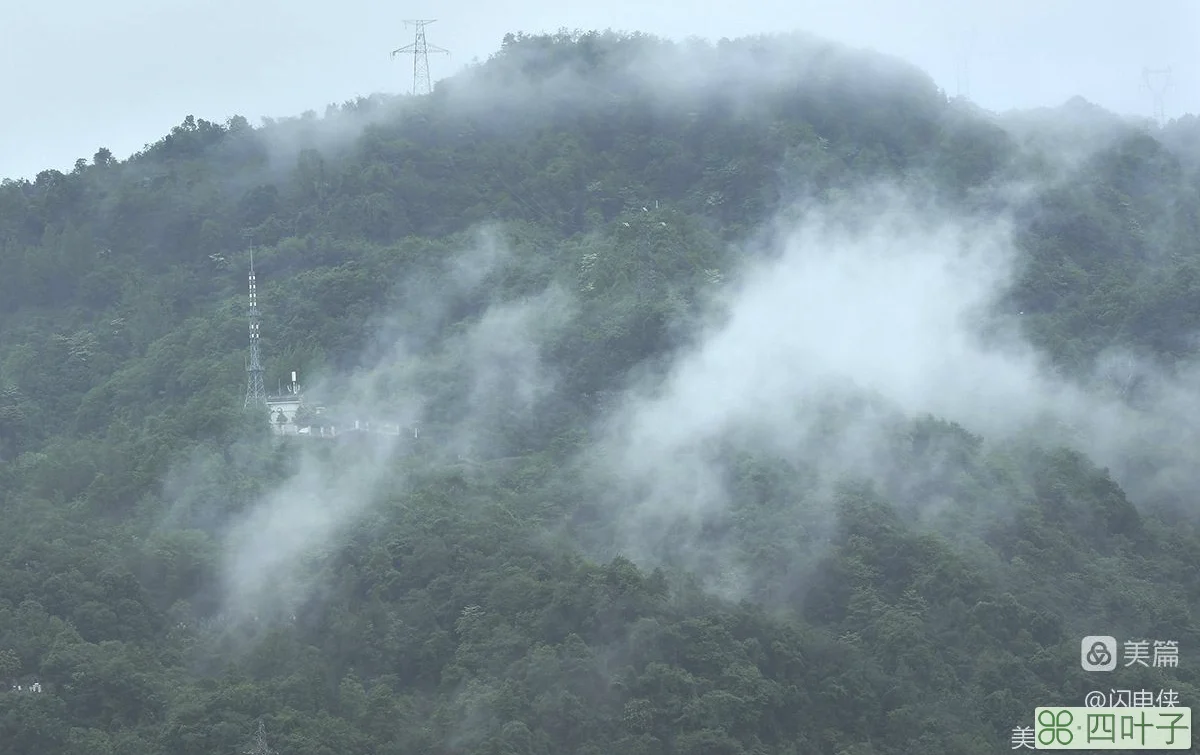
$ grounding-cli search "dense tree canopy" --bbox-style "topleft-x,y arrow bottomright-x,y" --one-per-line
2,29 -> 1199,754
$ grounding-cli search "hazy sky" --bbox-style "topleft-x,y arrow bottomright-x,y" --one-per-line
1,0 -> 1195,181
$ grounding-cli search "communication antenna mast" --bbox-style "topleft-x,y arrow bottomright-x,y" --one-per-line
1141,67 -> 1172,126
391,20 -> 449,95
244,250 -> 267,410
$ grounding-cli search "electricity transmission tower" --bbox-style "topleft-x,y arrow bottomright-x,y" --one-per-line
244,250 -> 266,410
244,720 -> 276,755
1141,67 -> 1172,126
391,20 -> 449,95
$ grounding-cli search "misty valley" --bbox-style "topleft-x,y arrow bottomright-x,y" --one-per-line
2,28 -> 1200,755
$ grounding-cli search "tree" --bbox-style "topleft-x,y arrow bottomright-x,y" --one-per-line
0,28 -> 1198,755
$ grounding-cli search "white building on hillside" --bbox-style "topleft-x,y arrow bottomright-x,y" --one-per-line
263,370 -> 407,440
267,371 -> 304,436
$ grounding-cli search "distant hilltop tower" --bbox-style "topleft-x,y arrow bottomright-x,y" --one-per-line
1141,67 -> 1172,127
391,19 -> 449,96
244,251 -> 266,410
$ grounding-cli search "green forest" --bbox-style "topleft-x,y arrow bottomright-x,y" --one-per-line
2,29 -> 1200,754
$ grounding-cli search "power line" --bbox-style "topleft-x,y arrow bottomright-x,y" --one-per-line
391,20 -> 449,96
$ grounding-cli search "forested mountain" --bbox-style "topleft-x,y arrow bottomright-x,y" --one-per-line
2,29 -> 1200,755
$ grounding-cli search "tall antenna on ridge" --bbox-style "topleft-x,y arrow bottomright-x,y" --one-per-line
391,20 -> 449,96
1141,67 -> 1172,126
245,249 -> 266,410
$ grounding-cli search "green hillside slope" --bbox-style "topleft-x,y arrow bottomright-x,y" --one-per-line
1,30 -> 1199,755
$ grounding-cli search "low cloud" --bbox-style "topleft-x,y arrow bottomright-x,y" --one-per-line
203,226 -> 570,630
584,181 -> 1200,593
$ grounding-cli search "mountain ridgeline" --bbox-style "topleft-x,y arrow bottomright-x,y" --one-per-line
2,29 -> 1200,755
